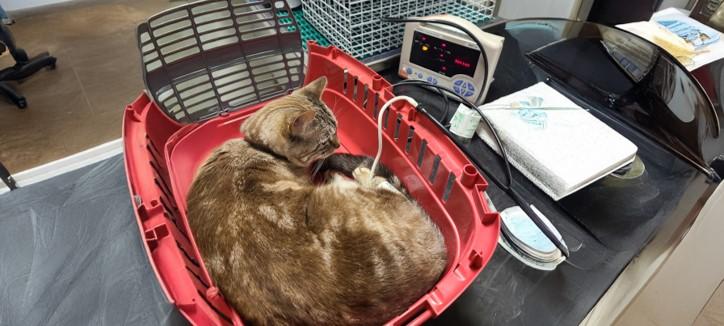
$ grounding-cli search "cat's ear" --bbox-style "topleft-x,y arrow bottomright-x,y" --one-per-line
293,76 -> 327,101
290,110 -> 316,136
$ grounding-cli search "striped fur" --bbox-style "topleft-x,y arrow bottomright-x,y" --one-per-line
187,77 -> 447,325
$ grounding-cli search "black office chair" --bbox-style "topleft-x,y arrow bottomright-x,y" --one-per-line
0,24 -> 56,109
0,160 -> 16,190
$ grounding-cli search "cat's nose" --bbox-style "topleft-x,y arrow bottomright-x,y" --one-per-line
331,139 -> 340,149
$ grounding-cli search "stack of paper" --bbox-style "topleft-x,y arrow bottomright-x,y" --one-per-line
476,82 -> 638,201
617,7 -> 724,71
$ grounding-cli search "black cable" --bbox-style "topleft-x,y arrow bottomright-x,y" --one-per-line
384,16 -> 570,258
391,80 -> 513,191
394,80 -> 451,125
381,17 -> 490,105
390,80 -> 570,258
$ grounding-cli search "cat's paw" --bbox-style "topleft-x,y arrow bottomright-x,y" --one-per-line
352,167 -> 386,187
352,166 -> 372,184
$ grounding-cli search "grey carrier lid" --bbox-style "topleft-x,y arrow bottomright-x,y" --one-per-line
137,0 -> 305,123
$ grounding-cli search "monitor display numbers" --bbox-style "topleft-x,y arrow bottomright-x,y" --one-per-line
409,31 -> 480,78
454,58 -> 472,68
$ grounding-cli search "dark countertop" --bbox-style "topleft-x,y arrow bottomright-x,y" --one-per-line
383,18 -> 721,325
387,67 -> 709,325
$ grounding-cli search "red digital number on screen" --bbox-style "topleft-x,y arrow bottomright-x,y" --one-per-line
454,58 -> 471,68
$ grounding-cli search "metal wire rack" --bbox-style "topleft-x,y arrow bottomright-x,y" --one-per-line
302,0 -> 496,59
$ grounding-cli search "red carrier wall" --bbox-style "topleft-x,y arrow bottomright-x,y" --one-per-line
123,43 -> 500,325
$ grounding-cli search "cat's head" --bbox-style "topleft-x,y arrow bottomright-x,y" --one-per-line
241,76 -> 340,167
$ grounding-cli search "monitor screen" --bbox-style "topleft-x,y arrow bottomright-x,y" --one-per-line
409,31 -> 480,78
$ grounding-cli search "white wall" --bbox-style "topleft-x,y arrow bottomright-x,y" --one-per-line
659,0 -> 692,10
613,184 -> 724,326
2,0 -> 73,11
497,0 -> 592,20
583,183 -> 724,325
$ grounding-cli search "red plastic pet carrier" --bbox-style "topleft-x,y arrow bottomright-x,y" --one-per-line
123,1 -> 499,324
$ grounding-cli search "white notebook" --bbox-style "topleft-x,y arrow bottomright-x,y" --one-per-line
476,82 -> 638,200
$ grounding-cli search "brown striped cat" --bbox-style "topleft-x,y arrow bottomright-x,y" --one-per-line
186,76 -> 447,325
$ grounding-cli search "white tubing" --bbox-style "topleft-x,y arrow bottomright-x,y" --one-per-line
370,96 -> 419,179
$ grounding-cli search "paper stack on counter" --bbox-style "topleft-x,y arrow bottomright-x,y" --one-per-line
476,82 -> 638,201
617,7 -> 724,71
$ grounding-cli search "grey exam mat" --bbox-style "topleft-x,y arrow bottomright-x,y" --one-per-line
0,156 -> 185,326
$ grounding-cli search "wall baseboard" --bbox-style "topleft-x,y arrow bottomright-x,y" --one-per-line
3,0 -> 73,11
0,138 -> 123,195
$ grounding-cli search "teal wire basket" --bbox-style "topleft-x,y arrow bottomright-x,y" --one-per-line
279,9 -> 331,49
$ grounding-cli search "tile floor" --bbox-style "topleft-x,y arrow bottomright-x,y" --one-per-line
0,0 -> 186,173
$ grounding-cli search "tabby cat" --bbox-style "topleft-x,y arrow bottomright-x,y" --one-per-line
186,76 -> 447,325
